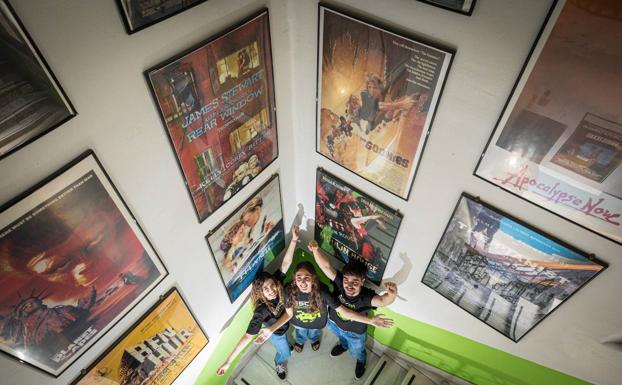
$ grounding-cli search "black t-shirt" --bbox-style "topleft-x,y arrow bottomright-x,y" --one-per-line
328,272 -> 376,334
287,283 -> 339,329
246,270 -> 289,336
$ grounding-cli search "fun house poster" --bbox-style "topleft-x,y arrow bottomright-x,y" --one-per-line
316,6 -> 452,199
73,288 -> 208,385
475,0 -> 622,244
315,169 -> 403,284
422,194 -> 605,342
0,153 -> 167,375
207,175 -> 285,302
148,11 -> 278,222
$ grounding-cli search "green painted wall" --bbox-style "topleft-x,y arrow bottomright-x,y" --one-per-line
195,249 -> 591,385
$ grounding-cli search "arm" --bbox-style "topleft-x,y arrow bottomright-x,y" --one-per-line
280,225 -> 300,274
371,282 -> 398,307
254,308 -> 294,345
216,333 -> 254,376
335,305 -> 393,328
308,240 -> 336,281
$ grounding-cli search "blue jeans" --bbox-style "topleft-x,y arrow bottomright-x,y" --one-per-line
294,326 -> 321,345
269,332 -> 291,365
327,319 -> 367,363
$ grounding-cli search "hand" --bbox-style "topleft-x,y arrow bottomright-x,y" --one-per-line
308,240 -> 319,252
371,314 -> 394,328
216,362 -> 230,376
384,282 -> 397,296
292,224 -> 300,242
254,328 -> 273,345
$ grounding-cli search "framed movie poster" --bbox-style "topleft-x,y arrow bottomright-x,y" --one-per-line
316,5 -> 453,200
147,10 -> 278,222
417,0 -> 476,16
0,0 -> 75,160
0,150 -> 167,376
475,0 -> 622,245
422,193 -> 606,342
72,288 -> 209,385
315,168 -> 403,285
116,0 -> 208,34
206,174 -> 285,303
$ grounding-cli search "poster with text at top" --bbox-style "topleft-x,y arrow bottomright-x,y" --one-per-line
316,6 -> 452,199
0,151 -> 167,376
422,194 -> 606,342
475,0 -> 622,244
147,10 -> 278,222
315,168 -> 403,284
72,288 -> 208,385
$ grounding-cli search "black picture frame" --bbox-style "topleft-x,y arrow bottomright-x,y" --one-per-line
115,0 -> 209,34
145,9 -> 279,223
417,0 -> 477,16
473,0 -> 622,246
0,150 -> 168,377
314,167 -> 404,285
315,3 -> 454,202
206,173 -> 286,303
0,0 -> 76,160
71,287 -> 209,385
421,192 -> 607,342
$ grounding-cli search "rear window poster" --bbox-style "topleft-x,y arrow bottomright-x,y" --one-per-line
206,175 -> 285,302
117,0 -> 208,33
422,194 -> 606,342
0,0 -> 75,159
475,0 -> 622,244
72,288 -> 208,385
316,6 -> 452,199
0,152 -> 167,376
315,169 -> 403,284
147,11 -> 278,222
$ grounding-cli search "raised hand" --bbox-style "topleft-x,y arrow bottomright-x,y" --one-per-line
292,224 -> 300,242
371,314 -> 394,328
384,282 -> 397,296
216,362 -> 230,376
308,240 -> 319,252
254,327 -> 273,345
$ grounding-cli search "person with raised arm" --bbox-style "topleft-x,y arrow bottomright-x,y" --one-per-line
216,225 -> 300,380
308,240 -> 398,379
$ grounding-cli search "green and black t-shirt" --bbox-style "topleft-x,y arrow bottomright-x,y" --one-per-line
246,271 -> 289,336
287,283 -> 338,329
328,272 -> 376,334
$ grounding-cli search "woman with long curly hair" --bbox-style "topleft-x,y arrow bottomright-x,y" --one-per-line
216,225 -> 300,380
256,259 -> 394,354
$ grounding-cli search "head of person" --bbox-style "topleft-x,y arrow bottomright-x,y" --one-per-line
251,272 -> 284,315
287,261 -> 323,313
241,197 -> 263,227
365,73 -> 384,99
341,260 -> 367,297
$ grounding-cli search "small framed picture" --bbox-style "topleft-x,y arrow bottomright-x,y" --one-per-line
116,0 -> 208,34
417,0 -> 477,16
0,0 -> 76,159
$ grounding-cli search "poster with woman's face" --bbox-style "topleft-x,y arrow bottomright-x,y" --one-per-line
206,175 -> 285,302
0,152 -> 167,376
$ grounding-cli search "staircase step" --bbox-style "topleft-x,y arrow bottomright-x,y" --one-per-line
234,355 -> 290,385
364,355 -> 408,385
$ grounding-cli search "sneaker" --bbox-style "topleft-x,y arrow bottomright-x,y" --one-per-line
330,344 -> 348,357
355,361 -> 366,380
276,363 -> 287,380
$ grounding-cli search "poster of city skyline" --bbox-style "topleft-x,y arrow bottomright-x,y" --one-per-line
72,288 -> 208,385
422,194 -> 606,342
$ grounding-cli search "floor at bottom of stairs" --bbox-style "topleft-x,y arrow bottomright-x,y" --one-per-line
231,328 -> 393,385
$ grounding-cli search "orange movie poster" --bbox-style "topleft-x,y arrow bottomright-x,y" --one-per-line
73,289 -> 208,385
316,6 -> 452,199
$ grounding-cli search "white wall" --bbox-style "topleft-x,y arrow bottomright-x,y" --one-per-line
0,0 -> 296,384
290,1 -> 622,385
1,1 -> 621,385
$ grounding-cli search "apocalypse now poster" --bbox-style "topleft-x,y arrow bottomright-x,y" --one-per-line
148,11 -> 278,221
